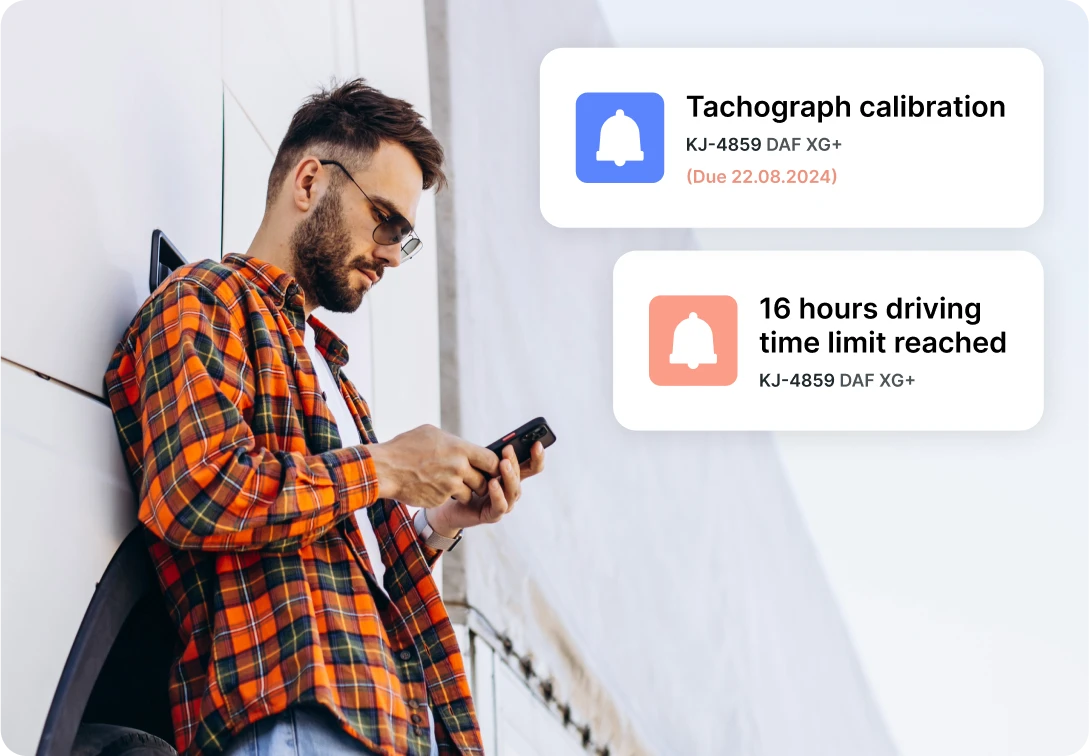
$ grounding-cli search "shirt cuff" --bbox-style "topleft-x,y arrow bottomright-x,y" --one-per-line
318,444 -> 380,516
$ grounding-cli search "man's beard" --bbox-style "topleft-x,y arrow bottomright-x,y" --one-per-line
290,188 -> 381,313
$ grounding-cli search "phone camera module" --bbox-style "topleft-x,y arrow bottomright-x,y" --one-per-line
521,426 -> 545,444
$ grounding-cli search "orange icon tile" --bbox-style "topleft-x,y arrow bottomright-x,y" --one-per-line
649,295 -> 738,386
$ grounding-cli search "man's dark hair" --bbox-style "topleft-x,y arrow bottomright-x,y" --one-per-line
267,78 -> 445,208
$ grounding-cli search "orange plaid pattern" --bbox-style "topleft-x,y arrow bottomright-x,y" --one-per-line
104,253 -> 482,756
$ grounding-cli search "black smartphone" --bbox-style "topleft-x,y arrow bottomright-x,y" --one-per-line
149,229 -> 188,293
486,417 -> 556,467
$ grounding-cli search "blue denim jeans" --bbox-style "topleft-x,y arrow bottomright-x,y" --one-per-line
221,705 -> 379,756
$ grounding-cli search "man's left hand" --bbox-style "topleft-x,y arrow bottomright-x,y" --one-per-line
425,441 -> 546,537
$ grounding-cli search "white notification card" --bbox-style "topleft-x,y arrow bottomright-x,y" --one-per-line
540,49 -> 1043,228
613,251 -> 1043,431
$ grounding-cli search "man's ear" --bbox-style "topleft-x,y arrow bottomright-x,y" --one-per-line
291,157 -> 323,212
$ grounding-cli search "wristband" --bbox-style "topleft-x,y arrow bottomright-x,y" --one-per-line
413,507 -> 463,551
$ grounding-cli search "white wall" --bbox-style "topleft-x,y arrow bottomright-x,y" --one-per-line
0,0 -> 222,396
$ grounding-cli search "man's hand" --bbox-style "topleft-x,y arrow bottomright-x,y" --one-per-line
425,441 -> 546,537
368,424 -> 499,509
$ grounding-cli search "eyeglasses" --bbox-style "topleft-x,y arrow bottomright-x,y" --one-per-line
319,159 -> 422,261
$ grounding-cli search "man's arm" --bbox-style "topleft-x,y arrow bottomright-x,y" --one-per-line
108,279 -> 502,553
108,279 -> 379,552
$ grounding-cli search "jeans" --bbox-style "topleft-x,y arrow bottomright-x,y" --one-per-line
221,705 -> 379,756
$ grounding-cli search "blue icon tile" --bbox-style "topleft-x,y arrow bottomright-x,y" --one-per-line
575,92 -> 664,184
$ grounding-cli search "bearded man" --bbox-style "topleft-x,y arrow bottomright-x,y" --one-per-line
104,79 -> 544,756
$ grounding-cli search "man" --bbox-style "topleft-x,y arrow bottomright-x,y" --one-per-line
104,79 -> 544,756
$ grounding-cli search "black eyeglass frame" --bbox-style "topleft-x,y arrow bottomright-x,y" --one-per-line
318,159 -> 422,261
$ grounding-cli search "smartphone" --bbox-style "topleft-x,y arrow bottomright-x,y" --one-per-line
486,417 -> 556,467
149,229 -> 188,293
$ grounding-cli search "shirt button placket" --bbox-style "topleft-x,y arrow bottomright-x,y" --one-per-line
397,647 -> 430,754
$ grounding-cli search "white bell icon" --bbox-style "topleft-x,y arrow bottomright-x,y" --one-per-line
669,312 -> 717,369
596,109 -> 644,166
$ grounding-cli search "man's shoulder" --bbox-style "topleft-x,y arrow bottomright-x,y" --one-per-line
115,258 -> 255,352
160,257 -> 254,307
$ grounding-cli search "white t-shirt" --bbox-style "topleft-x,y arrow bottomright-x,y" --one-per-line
303,322 -> 387,593
302,321 -> 438,755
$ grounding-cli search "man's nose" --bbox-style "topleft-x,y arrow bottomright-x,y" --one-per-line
374,244 -> 401,268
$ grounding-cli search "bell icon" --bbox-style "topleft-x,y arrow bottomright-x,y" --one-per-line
596,109 -> 644,166
669,312 -> 718,369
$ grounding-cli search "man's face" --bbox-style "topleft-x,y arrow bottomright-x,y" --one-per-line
291,140 -> 423,313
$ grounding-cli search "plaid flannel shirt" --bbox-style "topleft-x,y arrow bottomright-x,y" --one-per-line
103,253 -> 483,756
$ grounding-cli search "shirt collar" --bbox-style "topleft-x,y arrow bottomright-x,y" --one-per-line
307,313 -> 350,369
223,253 -> 300,310
222,253 -> 351,369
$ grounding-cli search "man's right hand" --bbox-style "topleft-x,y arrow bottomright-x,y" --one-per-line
367,424 -> 500,509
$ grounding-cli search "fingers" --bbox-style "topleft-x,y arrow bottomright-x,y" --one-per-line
436,435 -> 545,522
500,446 -> 521,509
461,463 -> 489,498
450,481 -> 474,506
464,441 -> 501,478
485,477 -> 509,522
520,441 -> 546,479
389,425 -> 546,512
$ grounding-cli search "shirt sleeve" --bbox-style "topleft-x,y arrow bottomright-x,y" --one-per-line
121,279 -> 380,552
